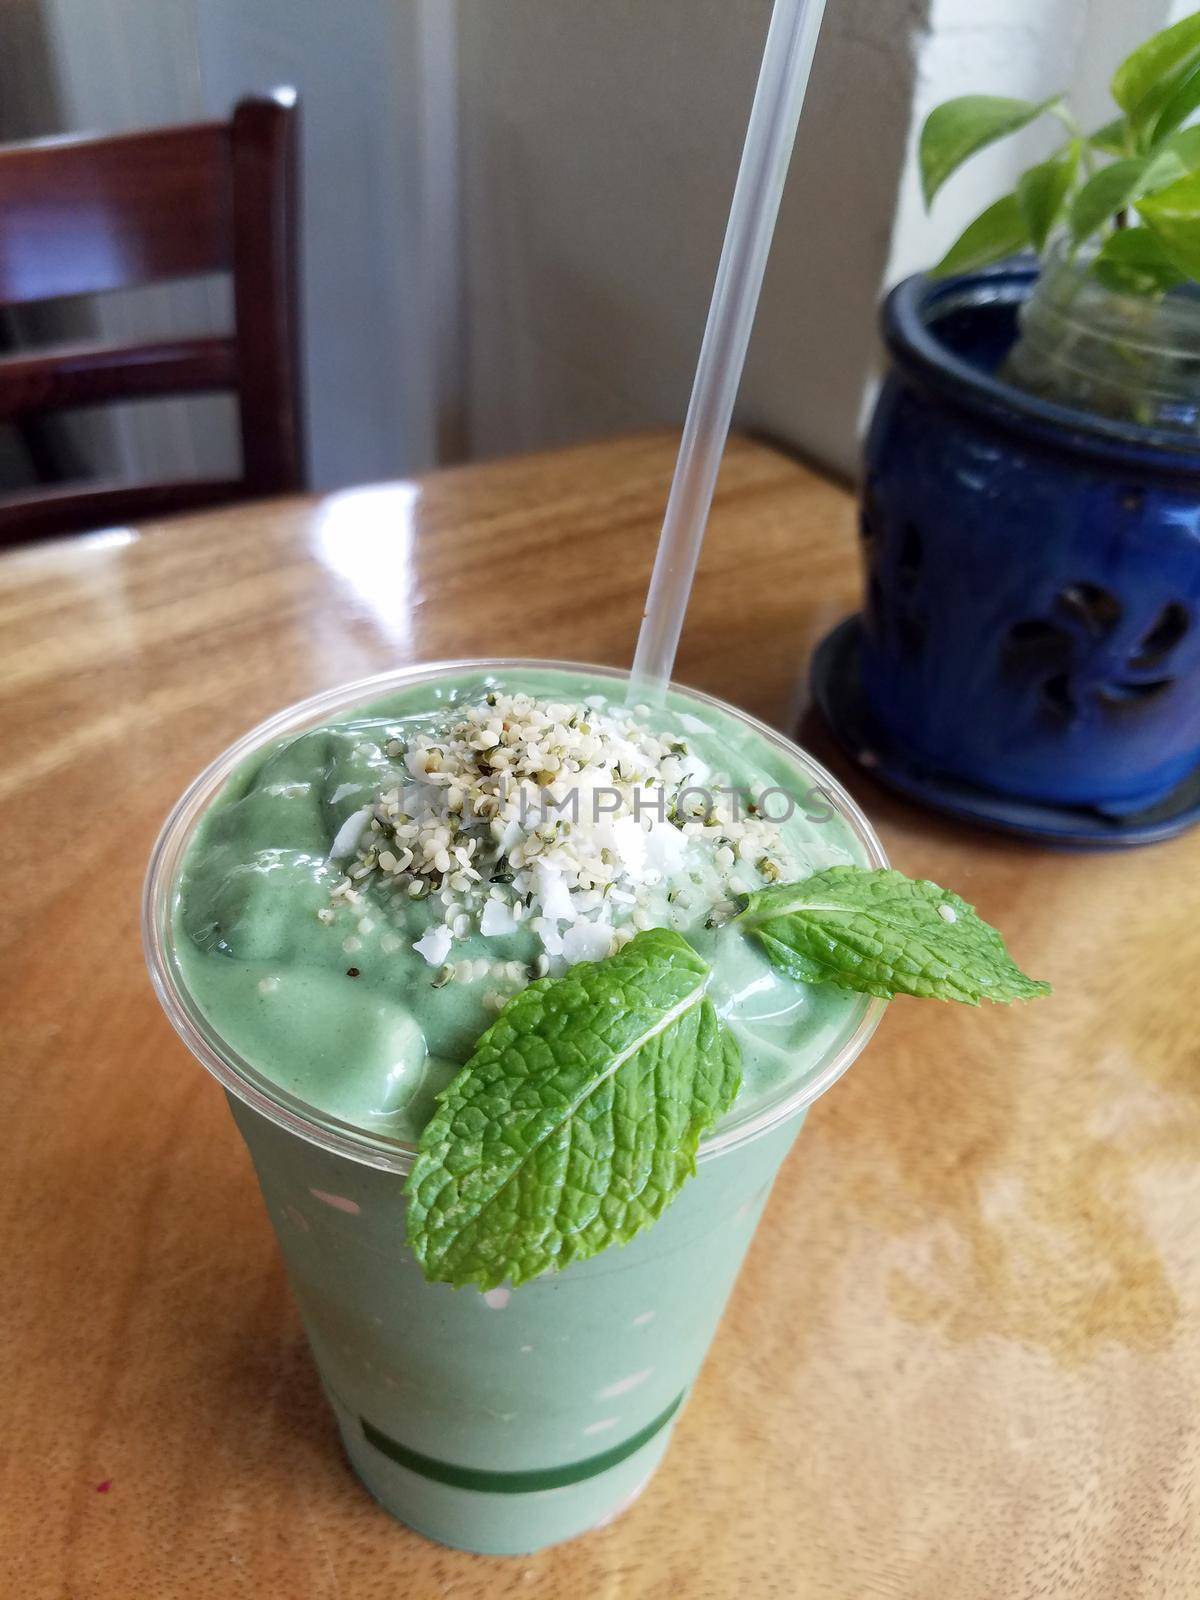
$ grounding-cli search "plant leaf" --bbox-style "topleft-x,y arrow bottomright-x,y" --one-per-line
1112,12 -> 1200,135
930,193 -> 1031,279
920,95 -> 1060,206
405,928 -> 741,1289
740,867 -> 1051,1006
1092,227 -> 1186,295
1017,144 -> 1079,250
1068,150 -> 1187,241
1137,169 -> 1200,277
1150,54 -> 1200,144
1163,123 -> 1200,170
1089,116 -> 1131,157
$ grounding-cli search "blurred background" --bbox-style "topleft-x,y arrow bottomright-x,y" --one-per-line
0,0 -> 1178,495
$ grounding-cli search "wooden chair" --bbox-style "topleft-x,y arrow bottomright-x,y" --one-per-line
0,90 -> 303,547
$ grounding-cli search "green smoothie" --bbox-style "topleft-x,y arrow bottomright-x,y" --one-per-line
151,662 -> 886,1554
174,666 -> 868,1148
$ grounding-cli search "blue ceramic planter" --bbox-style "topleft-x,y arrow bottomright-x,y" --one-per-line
859,263 -> 1200,813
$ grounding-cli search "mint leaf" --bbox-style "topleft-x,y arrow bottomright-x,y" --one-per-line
405,928 -> 741,1290
740,867 -> 1051,1006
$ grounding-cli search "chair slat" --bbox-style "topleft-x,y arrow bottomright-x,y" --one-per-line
0,337 -> 238,419
0,124 -> 233,307
0,92 -> 304,548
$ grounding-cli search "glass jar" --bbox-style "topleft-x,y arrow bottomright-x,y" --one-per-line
1004,237 -> 1200,433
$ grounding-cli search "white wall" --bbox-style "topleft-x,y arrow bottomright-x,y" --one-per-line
193,0 -> 452,486
457,0 -> 924,479
458,0 -> 1184,482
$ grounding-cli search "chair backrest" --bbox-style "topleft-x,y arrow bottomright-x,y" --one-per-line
0,90 -> 303,547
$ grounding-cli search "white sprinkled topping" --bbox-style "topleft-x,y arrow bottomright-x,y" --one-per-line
413,924 -> 453,967
328,689 -> 804,982
329,806 -> 372,861
480,898 -> 518,937
938,904 -> 957,924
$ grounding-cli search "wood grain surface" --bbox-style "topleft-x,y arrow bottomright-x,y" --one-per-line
3,432 -> 1198,1599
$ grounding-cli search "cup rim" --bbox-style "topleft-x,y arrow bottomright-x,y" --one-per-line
143,658 -> 889,1173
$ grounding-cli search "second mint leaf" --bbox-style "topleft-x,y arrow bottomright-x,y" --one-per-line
740,867 -> 1051,1006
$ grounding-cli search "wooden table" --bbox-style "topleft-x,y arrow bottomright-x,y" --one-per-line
4,432 -> 1198,1599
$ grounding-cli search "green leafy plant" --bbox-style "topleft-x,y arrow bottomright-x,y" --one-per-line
406,869 -> 1048,1289
921,10 -> 1200,293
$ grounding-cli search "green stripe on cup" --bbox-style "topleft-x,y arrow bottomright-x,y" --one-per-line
360,1390 -> 685,1494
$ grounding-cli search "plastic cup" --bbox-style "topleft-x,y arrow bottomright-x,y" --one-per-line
144,660 -> 887,1555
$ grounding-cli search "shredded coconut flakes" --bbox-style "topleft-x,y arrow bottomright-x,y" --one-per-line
328,690 -> 800,981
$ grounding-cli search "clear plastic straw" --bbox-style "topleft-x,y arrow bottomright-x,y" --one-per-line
630,0 -> 828,697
